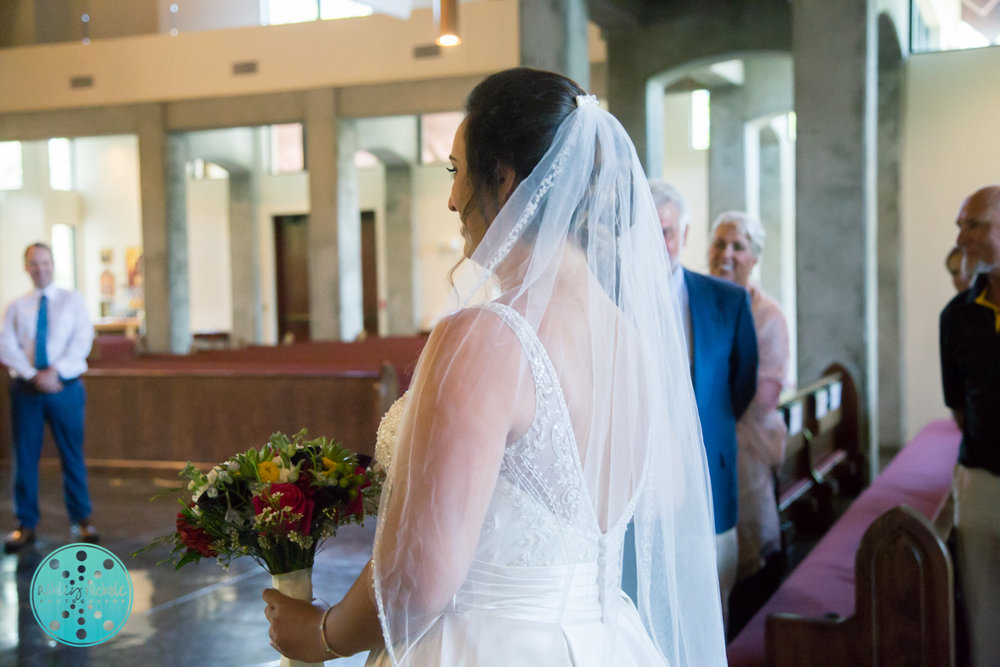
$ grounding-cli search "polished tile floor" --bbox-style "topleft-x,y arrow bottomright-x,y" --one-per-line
0,462 -> 374,667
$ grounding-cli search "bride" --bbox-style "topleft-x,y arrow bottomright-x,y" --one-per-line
263,67 -> 726,666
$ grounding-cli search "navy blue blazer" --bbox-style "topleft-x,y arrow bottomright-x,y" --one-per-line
683,269 -> 758,534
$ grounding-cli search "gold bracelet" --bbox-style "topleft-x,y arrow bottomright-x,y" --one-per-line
320,605 -> 347,658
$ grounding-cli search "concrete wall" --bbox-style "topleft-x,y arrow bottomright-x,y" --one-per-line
901,45 -> 1000,440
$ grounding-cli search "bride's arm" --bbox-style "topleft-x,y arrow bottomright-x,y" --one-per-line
263,560 -> 382,660
375,308 -> 526,619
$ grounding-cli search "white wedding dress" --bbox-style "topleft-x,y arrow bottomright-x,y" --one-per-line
366,303 -> 667,666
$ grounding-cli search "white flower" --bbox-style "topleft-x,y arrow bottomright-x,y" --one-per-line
187,480 -> 197,491
206,486 -> 218,498
218,469 -> 232,484
207,468 -> 219,485
228,461 -> 240,474
192,484 -> 207,502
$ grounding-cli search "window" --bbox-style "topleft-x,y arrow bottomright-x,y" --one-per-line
0,141 -> 23,190
266,0 -> 372,25
690,90 -> 710,151
911,0 -> 1000,53
48,138 -> 74,191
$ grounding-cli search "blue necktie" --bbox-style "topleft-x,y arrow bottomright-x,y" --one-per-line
35,294 -> 48,370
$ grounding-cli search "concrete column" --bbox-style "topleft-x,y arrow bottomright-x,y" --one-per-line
136,103 -> 184,353
164,133 -> 191,353
759,134 -> 783,296
876,14 -> 905,450
793,0 -> 876,466
708,86 -> 747,216
304,88 -> 341,340
384,164 -> 416,334
228,172 -> 260,346
337,119 -> 363,340
602,4 -> 790,174
518,0 -> 590,89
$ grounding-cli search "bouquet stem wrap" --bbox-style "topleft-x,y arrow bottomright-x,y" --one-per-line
271,567 -> 321,667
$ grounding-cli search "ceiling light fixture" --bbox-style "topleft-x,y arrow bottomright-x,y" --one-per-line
434,0 -> 460,47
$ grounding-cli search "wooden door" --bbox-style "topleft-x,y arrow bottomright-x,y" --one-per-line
361,210 -> 378,336
273,214 -> 310,343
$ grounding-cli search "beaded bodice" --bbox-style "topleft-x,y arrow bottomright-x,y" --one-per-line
374,302 -> 602,568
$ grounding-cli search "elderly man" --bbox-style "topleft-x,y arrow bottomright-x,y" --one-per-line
624,181 -> 757,631
0,243 -> 98,552
940,185 -> 1000,666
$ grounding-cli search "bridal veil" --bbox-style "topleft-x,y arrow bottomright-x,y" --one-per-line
370,69 -> 726,666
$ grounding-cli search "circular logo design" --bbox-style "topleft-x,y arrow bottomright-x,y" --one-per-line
30,544 -> 133,646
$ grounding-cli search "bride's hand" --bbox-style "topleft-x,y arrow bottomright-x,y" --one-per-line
262,588 -> 331,662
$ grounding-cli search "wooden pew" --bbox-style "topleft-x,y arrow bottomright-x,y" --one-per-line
0,356 -> 401,468
727,419 -> 961,667
775,363 -> 864,537
79,362 -> 398,466
766,505 -> 954,667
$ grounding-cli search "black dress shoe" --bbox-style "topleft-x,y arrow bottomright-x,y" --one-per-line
3,527 -> 36,554
71,522 -> 100,544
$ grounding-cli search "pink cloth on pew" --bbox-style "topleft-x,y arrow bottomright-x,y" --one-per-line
726,418 -> 961,667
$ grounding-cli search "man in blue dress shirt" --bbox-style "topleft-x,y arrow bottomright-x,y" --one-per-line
0,243 -> 98,552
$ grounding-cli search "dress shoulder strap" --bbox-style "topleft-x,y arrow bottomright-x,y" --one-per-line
474,302 -> 551,376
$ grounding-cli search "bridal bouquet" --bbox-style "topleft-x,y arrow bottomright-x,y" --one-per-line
141,429 -> 380,575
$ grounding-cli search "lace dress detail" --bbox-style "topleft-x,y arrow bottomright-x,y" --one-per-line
473,302 -> 600,567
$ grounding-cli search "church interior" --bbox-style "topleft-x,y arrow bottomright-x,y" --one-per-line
1,0 -> 997,664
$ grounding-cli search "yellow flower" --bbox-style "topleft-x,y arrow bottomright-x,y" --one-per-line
321,457 -> 337,471
258,461 -> 280,483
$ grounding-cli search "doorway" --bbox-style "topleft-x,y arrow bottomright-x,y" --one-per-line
273,214 -> 310,343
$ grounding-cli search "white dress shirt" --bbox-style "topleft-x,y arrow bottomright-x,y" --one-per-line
0,284 -> 93,381
671,263 -> 693,360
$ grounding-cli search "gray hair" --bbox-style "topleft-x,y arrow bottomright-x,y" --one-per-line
710,210 -> 765,259
648,179 -> 691,232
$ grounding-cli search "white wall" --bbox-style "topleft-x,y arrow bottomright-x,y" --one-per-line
187,177 -> 233,334
0,142 -> 48,305
74,135 -> 142,322
412,164 -> 463,331
0,190 -> 46,304
901,45 -> 1000,440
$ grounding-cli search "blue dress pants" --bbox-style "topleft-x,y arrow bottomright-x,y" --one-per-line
10,378 -> 92,529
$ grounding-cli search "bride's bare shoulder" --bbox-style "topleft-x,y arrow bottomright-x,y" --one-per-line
421,306 -> 523,378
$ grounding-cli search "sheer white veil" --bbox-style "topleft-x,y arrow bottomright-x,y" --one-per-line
371,69 -> 725,666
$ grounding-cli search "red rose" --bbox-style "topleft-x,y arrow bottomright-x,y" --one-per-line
344,467 -> 371,519
253,483 -> 316,535
295,470 -> 316,498
176,512 -> 217,558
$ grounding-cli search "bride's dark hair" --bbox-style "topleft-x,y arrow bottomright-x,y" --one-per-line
463,68 -> 585,217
